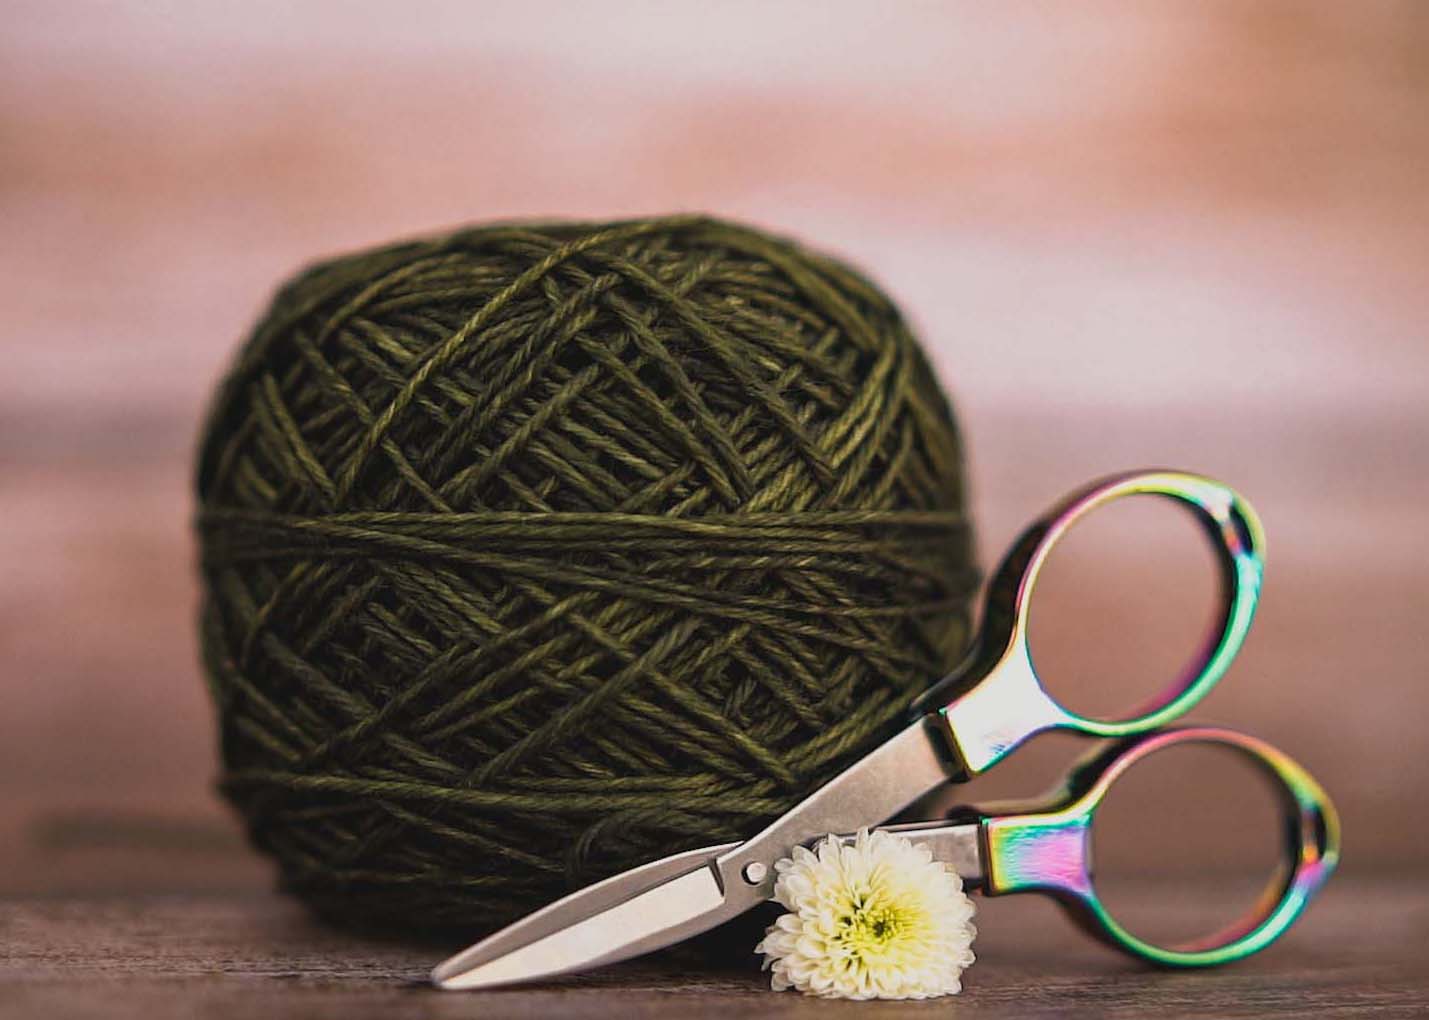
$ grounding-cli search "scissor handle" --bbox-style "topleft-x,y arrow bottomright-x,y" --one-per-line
975,726 -> 1339,967
927,469 -> 1265,775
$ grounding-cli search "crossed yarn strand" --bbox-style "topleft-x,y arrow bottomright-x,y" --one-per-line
196,216 -> 976,933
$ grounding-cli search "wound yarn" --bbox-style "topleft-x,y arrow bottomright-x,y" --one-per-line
195,215 -> 976,934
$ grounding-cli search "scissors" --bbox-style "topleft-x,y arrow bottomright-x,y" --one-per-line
432,470 -> 1339,989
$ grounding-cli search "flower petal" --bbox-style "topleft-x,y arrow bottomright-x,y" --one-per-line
754,830 -> 977,1000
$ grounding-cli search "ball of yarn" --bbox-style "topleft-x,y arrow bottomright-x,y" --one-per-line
195,215 -> 977,934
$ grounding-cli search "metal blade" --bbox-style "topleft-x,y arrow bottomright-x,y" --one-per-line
433,717 -> 957,991
711,717 -> 955,907
883,819 -> 985,884
432,818 -> 984,991
431,844 -> 739,990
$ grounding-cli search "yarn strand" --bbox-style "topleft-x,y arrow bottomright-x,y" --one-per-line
197,215 -> 976,934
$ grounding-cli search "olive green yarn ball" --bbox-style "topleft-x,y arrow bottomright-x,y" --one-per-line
195,215 -> 977,935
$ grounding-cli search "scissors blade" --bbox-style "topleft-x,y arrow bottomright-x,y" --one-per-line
431,842 -> 739,990
433,718 -> 956,991
710,717 -> 954,896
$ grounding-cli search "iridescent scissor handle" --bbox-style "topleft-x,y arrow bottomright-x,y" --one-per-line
959,725 -> 1340,967
918,469 -> 1266,776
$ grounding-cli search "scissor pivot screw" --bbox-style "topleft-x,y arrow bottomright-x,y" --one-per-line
742,862 -> 768,885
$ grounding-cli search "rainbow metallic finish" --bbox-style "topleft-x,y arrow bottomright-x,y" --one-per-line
977,726 -> 1340,967
919,469 -> 1338,964
927,470 -> 1266,776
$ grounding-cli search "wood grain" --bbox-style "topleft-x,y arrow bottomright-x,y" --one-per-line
2,877 -> 1425,1018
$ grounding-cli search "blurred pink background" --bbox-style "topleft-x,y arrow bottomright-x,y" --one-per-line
2,1 -> 1425,900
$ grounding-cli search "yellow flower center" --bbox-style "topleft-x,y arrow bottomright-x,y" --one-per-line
837,893 -> 911,958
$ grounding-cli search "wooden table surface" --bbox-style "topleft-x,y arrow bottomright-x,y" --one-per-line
3,874 -> 1424,1019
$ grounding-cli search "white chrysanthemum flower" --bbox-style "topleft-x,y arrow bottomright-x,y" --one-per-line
754,828 -> 976,1000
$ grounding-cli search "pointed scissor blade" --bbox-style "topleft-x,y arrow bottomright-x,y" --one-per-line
432,844 -> 741,991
